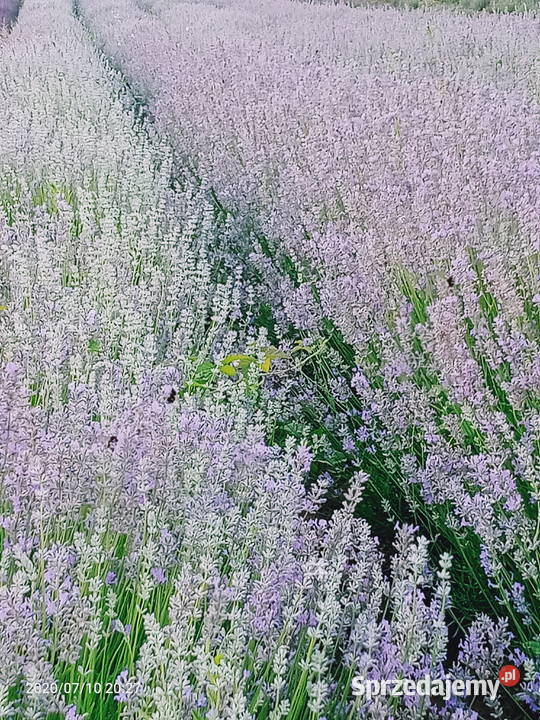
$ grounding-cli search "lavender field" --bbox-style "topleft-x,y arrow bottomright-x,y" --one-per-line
0,0 -> 539,718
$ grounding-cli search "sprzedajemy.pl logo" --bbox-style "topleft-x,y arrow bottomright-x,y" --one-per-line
351,665 -> 521,702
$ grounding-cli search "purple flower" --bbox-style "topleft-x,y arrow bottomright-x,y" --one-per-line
151,567 -> 167,584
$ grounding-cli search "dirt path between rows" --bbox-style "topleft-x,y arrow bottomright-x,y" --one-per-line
0,0 -> 19,26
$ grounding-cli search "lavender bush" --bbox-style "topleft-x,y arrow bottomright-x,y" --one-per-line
78,0 -> 540,712
1,0 -> 539,718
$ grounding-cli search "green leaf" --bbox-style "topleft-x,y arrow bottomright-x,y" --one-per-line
222,353 -> 256,369
193,360 -> 215,381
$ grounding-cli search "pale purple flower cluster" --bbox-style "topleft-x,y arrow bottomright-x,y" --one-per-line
80,0 -> 540,340
1,0 -> 539,718
0,0 -> 18,26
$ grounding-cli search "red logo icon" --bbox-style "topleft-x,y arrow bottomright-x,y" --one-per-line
498,665 -> 521,687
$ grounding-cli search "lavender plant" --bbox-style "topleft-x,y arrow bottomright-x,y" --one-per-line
1,0 -> 539,718
77,0 -> 540,713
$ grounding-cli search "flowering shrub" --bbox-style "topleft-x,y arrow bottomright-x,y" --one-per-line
2,358 -> 460,719
79,0 -> 540,712
0,0 -> 539,718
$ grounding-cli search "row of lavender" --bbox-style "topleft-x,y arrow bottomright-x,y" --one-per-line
77,0 -> 540,716
345,0 -> 539,11
0,0 -> 495,719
